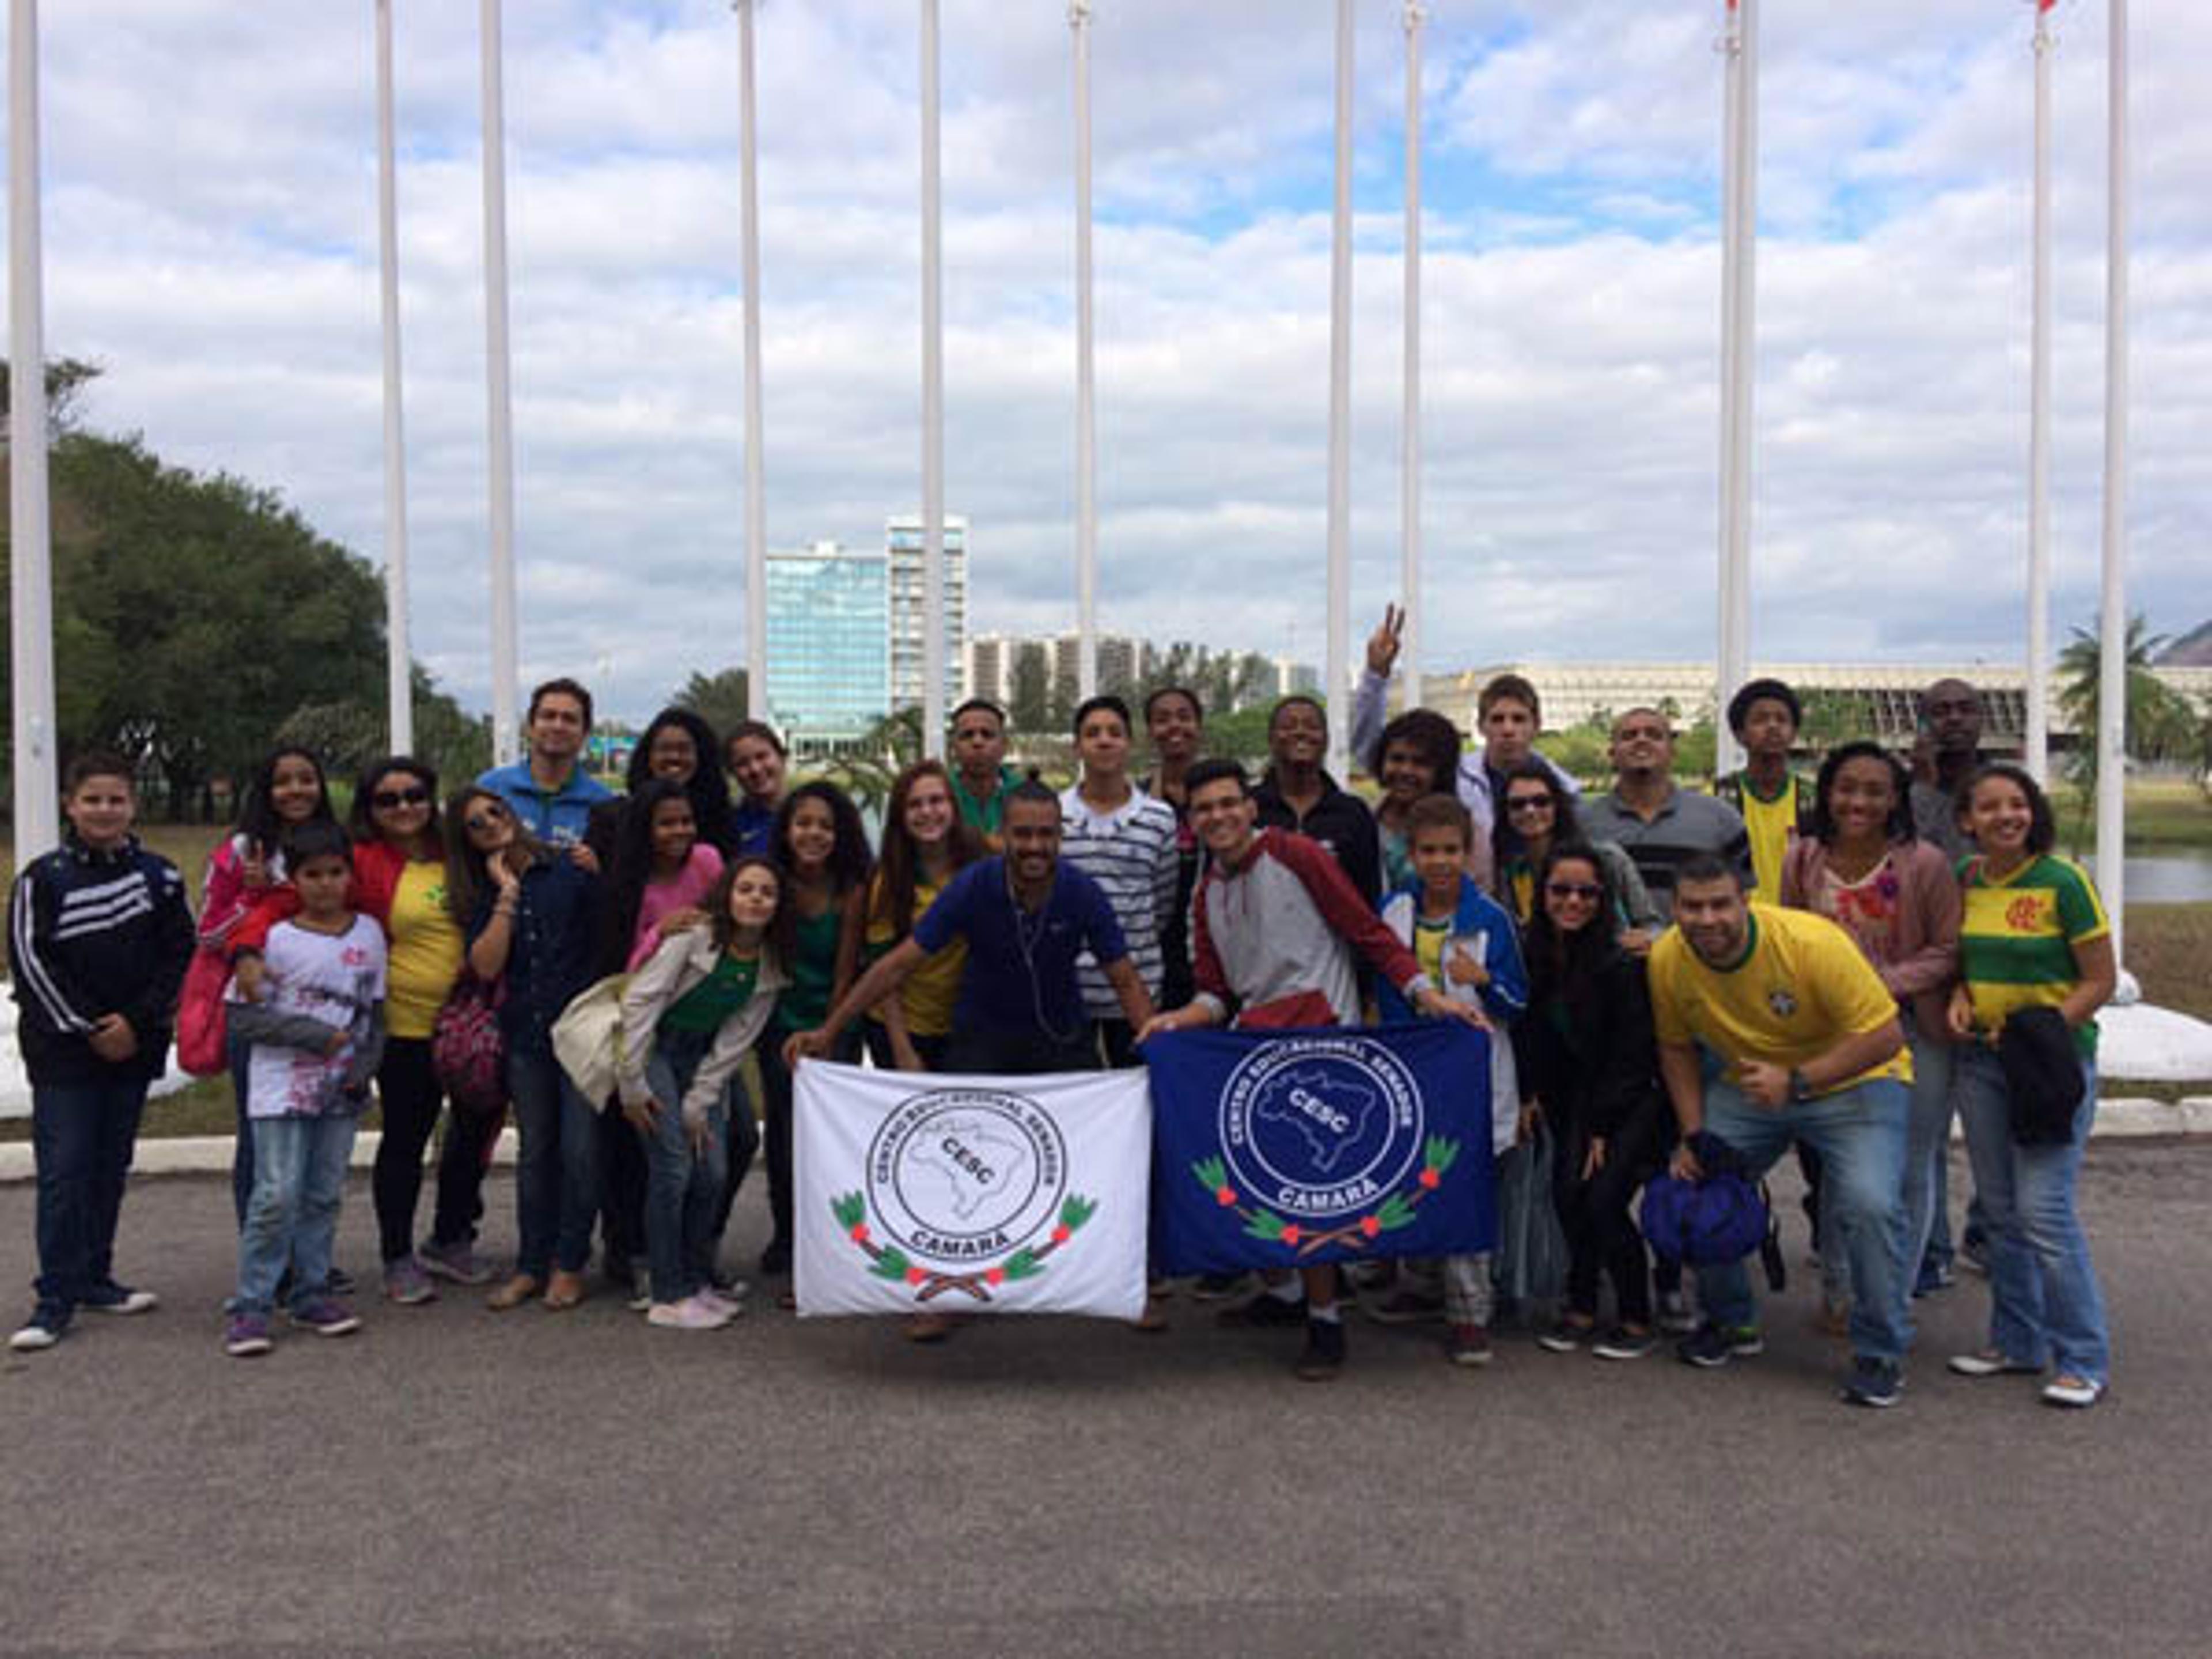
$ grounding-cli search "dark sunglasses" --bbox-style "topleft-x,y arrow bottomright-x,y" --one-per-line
464,807 -> 509,834
1506,796 -> 1555,815
371,786 -> 430,809
1545,881 -> 1604,902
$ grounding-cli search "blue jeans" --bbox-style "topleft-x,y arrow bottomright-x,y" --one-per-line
1955,1046 -> 2110,1384
1695,1077 -> 1914,1365
639,1027 -> 733,1304
509,1046 -> 600,1278
1901,1031 -> 1956,1290
235,1113 -> 359,1315
30,1075 -> 150,1315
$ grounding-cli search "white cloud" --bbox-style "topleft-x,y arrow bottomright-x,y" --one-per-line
0,0 -> 2204,727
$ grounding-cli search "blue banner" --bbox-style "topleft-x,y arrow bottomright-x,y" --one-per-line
1147,1023 -> 1497,1276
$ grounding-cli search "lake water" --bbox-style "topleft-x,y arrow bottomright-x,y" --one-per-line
2081,851 -> 2212,904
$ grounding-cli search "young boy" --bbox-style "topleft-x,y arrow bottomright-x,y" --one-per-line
1374,795 -> 1528,1364
9,753 -> 195,1353
223,822 -> 387,1357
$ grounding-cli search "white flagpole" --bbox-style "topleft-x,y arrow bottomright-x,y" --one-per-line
919,0 -> 946,758
1400,1 -> 1425,708
9,0 -> 58,857
1715,0 -> 1756,775
1071,1 -> 1097,702
737,1 -> 769,722
374,0 -> 414,753
1324,0 -> 1354,778
2025,0 -> 2055,783
2096,0 -> 2128,961
479,0 -> 521,764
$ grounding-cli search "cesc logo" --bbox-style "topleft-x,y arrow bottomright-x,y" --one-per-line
1217,1035 -> 1424,1219
865,1087 -> 1067,1266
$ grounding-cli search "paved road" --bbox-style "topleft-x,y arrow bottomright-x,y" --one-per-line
3,1142 -> 2208,1658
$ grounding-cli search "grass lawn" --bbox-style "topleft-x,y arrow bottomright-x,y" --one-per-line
2054,776 -> 2212,851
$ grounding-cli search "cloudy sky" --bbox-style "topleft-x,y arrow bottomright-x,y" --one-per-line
9,0 -> 2209,723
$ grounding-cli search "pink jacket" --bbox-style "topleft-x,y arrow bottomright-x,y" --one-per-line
1778,836 -> 1960,1043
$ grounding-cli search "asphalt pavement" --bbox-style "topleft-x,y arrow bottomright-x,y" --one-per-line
2,1141 -> 2208,1658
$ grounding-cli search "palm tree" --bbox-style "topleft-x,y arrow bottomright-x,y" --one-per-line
2058,613 -> 2198,791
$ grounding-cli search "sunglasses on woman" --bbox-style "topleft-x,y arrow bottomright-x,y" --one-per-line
1544,881 -> 1603,902
371,785 -> 430,809
464,804 -> 509,834
1506,796 -> 1555,816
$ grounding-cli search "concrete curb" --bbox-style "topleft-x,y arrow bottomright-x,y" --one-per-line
1,1105 -> 2207,1184
0,1127 -> 519,1184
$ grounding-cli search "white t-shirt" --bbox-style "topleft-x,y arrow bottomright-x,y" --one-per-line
244,915 -> 387,1119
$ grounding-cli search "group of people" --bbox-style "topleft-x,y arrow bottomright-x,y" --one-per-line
8,616 -> 2117,1410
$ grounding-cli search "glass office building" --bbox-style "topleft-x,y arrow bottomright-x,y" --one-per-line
885,516 -> 967,718
764,541 -> 889,752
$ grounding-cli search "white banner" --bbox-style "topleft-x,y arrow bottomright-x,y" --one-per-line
794,1060 -> 1151,1320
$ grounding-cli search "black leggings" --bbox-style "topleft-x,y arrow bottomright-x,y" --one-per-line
1550,1111 -> 1664,1327
374,1037 -> 493,1263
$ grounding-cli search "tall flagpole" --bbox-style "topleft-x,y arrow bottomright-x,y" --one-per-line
374,0 -> 414,752
919,0 -> 946,759
1400,2 -> 1425,709
1715,0 -> 1756,775
736,1 -> 769,722
2025,0 -> 2056,782
9,0 -> 58,857
479,0 -> 521,763
1324,0 -> 1354,778
1071,1 -> 1097,701
2096,0 -> 2128,963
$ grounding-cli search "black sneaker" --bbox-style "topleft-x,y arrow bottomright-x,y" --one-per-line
1218,1290 -> 1308,1330
1592,1325 -> 1658,1361
1841,1356 -> 1904,1409
1537,1315 -> 1594,1354
1676,1321 -> 1763,1369
9,1302 -> 69,1353
80,1281 -> 158,1315
1295,1317 -> 1347,1381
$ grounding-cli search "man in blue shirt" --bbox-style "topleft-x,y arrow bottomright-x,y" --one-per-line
478,677 -> 615,852
786,781 -> 1156,1074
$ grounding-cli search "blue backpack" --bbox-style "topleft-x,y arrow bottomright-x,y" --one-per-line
1641,1132 -> 1772,1267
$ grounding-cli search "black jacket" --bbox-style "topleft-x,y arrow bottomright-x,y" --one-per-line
9,832 -> 196,1086
1512,949 -> 1669,1145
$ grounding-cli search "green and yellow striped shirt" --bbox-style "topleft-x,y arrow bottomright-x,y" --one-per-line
1958,853 -> 2109,1058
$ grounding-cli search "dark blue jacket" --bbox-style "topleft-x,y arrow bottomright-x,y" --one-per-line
467,855 -> 600,1055
9,833 -> 195,1086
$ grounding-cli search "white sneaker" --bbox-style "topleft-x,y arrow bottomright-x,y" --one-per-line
9,1320 -> 61,1353
646,1294 -> 733,1331
84,1286 -> 158,1315
2041,1374 -> 2105,1409
696,1286 -> 747,1319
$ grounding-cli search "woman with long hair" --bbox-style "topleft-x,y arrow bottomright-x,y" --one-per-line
625,708 -> 734,858
446,786 -> 603,1312
745,780 -> 870,1287
725,721 -> 790,859
1779,741 -> 1960,1327
1491,759 -> 1657,944
200,746 -> 338,1230
1944,763 -> 2116,1408
863,760 -> 983,1073
617,856 -> 796,1329
1517,842 -> 1671,1359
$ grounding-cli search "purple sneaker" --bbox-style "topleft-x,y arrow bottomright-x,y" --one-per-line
419,1237 -> 495,1287
287,1298 -> 363,1338
225,1312 -> 274,1357
382,1257 -> 438,1306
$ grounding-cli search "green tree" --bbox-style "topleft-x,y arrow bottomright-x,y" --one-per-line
2059,613 -> 2200,794
1010,642 -> 1051,734
819,707 -> 922,818
672,666 -> 750,739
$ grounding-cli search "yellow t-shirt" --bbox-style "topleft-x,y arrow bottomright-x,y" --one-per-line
1737,781 -> 1798,903
865,869 -> 967,1039
1649,902 -> 1911,1093
385,858 -> 465,1040
1413,914 -> 1450,988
